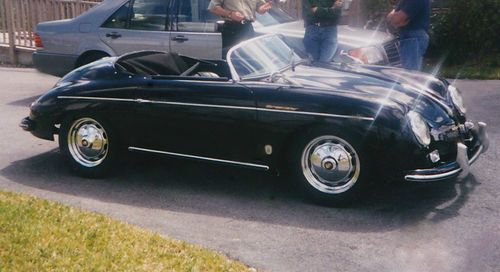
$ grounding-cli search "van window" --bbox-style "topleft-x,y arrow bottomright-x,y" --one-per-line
173,0 -> 219,32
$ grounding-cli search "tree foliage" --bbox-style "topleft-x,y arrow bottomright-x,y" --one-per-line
430,0 -> 500,66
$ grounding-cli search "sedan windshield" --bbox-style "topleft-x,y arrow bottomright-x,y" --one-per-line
228,35 -> 303,80
255,6 -> 295,27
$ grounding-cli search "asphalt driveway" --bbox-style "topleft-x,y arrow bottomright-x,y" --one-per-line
0,67 -> 498,272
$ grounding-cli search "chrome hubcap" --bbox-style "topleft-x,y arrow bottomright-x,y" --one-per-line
67,118 -> 108,167
301,135 -> 360,194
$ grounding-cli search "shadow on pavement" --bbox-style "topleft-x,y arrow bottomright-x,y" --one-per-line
0,149 -> 480,233
7,95 -> 40,107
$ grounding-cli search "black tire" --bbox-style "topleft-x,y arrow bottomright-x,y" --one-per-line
287,128 -> 372,206
76,52 -> 109,68
59,114 -> 120,178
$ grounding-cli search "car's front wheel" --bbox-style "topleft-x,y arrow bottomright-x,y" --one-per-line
59,115 -> 119,178
289,131 -> 371,206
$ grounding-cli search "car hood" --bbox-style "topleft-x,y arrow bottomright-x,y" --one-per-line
255,21 -> 394,47
280,64 -> 454,127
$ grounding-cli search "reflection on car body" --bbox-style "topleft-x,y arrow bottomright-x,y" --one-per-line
22,35 -> 488,206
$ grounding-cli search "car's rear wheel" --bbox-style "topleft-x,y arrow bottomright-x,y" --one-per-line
59,115 -> 118,178
289,130 -> 371,206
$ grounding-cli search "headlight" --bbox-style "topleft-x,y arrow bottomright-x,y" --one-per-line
348,46 -> 385,64
407,111 -> 431,146
448,85 -> 467,114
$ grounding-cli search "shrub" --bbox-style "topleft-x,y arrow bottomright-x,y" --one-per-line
429,0 -> 500,66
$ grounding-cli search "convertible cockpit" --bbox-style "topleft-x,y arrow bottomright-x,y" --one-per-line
115,51 -> 231,80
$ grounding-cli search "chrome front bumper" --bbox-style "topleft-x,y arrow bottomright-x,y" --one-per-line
405,122 -> 489,182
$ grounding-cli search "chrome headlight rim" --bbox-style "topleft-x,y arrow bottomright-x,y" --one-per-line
448,85 -> 467,115
407,111 -> 431,146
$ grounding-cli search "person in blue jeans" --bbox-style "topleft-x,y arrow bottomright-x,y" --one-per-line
303,0 -> 343,63
387,0 -> 431,70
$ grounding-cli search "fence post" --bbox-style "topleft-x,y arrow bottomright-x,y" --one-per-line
5,0 -> 18,64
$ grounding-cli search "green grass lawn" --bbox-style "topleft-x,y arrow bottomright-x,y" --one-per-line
0,190 -> 252,271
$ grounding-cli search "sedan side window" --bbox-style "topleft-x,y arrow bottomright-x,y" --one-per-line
129,0 -> 169,31
102,2 -> 130,29
173,0 -> 219,32
102,0 -> 170,31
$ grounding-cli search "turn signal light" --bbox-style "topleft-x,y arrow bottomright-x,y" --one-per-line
34,33 -> 43,48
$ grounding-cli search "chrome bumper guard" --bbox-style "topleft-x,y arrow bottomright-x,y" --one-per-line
19,117 -> 35,131
405,122 -> 489,182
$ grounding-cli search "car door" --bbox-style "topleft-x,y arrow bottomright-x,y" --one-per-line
132,78 -> 262,166
169,0 -> 222,59
98,0 -> 172,55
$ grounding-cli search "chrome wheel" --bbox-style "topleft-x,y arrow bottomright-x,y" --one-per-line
301,135 -> 361,194
67,117 -> 109,168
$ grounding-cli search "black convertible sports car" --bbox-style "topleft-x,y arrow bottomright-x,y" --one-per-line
21,35 -> 489,205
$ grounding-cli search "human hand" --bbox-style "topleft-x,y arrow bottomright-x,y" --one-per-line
257,2 -> 273,14
230,11 -> 245,22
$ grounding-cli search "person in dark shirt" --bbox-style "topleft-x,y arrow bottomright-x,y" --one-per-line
303,0 -> 343,63
387,0 -> 431,70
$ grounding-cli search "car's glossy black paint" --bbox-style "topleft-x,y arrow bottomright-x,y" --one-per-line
25,53 -> 481,180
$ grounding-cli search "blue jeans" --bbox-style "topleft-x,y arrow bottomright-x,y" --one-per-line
399,29 -> 429,70
303,25 -> 338,63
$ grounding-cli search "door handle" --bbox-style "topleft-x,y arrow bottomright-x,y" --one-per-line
105,32 -> 122,39
172,35 -> 189,42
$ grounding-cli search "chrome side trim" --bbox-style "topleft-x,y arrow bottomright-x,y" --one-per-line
257,107 -> 374,121
57,96 -> 374,121
128,147 -> 270,170
146,100 -> 253,110
58,96 -> 136,103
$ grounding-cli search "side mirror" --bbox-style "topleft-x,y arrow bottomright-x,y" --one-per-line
216,20 -> 225,33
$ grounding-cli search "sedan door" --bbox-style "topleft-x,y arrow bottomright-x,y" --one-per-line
132,78 -> 262,167
98,0 -> 172,55
168,0 -> 222,59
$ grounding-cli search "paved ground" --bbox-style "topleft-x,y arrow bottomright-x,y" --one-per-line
0,67 -> 499,272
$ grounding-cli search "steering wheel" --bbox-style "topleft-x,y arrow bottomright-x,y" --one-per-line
180,62 -> 200,76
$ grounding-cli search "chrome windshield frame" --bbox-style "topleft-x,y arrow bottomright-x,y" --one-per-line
226,34 -> 305,82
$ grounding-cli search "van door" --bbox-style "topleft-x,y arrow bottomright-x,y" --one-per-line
169,0 -> 222,59
98,0 -> 172,55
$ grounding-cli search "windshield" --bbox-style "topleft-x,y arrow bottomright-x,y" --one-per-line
228,35 -> 303,80
255,6 -> 295,27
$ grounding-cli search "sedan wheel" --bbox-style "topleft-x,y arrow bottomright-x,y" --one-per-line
60,116 -> 118,177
